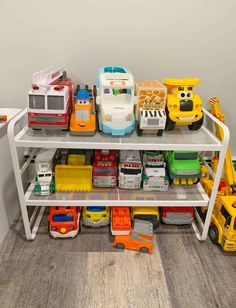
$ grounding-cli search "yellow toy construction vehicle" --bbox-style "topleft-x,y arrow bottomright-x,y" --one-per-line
163,78 -> 203,131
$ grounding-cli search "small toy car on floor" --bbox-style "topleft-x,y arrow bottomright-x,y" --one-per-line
131,207 -> 160,230
163,78 -> 203,131
162,207 -> 194,225
48,206 -> 81,238
166,151 -> 201,185
113,219 -> 153,253
142,151 -> 169,191
135,80 -> 167,137
111,207 -> 131,235
96,66 -> 136,136
70,85 -> 96,135
82,206 -> 110,227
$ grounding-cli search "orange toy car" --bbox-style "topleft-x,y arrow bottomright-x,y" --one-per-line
48,206 -> 81,238
113,219 -> 153,253
111,207 -> 131,235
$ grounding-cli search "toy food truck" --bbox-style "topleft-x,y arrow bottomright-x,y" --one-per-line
118,150 -> 142,189
70,86 -> 96,135
93,149 -> 117,188
33,149 -> 56,195
28,66 -> 73,130
163,78 -> 203,131
48,206 -> 81,238
142,151 -> 169,191
135,80 -> 167,137
96,66 -> 136,136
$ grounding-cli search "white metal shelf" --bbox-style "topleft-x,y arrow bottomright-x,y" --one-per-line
8,106 -> 230,241
25,182 -> 209,207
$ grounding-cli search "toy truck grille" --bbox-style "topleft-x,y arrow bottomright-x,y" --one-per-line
30,114 -> 65,123
139,109 -> 166,129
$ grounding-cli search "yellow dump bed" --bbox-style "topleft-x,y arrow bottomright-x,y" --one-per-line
55,165 -> 92,191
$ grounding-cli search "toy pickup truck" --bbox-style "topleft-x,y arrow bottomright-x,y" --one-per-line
166,151 -> 201,185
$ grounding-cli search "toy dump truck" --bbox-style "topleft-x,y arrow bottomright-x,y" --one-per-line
135,80 -> 167,137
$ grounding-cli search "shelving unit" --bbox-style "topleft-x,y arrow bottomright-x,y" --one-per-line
8,107 -> 229,241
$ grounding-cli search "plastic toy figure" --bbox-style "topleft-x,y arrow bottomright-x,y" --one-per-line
131,207 -> 160,230
96,66 -> 136,136
113,219 -> 153,253
28,66 -> 73,130
135,80 -> 167,137
163,78 -> 203,131
48,206 -> 81,238
82,206 -> 110,227
162,207 -> 194,225
166,151 -> 201,185
70,86 -> 96,135
111,207 -> 131,235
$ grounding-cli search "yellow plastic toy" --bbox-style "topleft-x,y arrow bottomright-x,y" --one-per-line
82,206 -> 110,227
55,165 -> 92,191
67,154 -> 85,165
163,78 -> 203,131
131,207 -> 160,230
70,86 -> 96,136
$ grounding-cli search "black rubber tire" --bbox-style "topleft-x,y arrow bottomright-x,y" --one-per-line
188,114 -> 204,131
116,243 -> 125,249
157,129 -> 163,137
137,124 -> 143,136
208,224 -> 219,245
165,109 -> 175,131
139,247 -> 149,253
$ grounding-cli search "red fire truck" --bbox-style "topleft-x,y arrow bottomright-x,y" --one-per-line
93,150 -> 117,188
28,66 -> 73,130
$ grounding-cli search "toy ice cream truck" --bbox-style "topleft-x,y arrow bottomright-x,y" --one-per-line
96,66 -> 136,136
118,150 -> 142,189
28,66 -> 73,130
135,80 -> 167,137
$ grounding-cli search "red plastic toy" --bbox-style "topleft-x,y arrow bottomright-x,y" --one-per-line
111,207 -> 131,235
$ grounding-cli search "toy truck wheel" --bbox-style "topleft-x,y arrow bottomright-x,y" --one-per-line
139,247 -> 149,253
188,115 -> 204,131
165,110 -> 175,131
208,224 -> 219,245
157,129 -> 163,137
116,242 -> 125,249
137,124 -> 143,136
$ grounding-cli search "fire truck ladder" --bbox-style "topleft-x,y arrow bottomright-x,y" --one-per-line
32,66 -> 65,86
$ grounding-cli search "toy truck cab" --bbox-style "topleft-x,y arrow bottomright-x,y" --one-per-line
163,78 -> 203,131
113,219 -> 153,253
166,151 -> 201,185
142,151 -> 169,191
96,66 -> 136,136
70,86 -> 96,135
209,197 -> 236,251
48,206 -> 81,238
135,80 -> 167,137
28,67 -> 73,130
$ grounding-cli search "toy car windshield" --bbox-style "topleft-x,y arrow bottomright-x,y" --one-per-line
52,214 -> 74,222
87,206 -> 106,212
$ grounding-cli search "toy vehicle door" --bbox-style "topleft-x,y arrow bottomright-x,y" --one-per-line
220,205 -> 232,233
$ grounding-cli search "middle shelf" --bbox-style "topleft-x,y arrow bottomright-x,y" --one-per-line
25,182 -> 209,207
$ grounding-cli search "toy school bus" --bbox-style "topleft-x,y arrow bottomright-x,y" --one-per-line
96,66 -> 136,136
93,150 -> 117,188
48,206 -> 81,238
28,67 -> 73,130
70,85 -> 96,135
118,150 -> 142,189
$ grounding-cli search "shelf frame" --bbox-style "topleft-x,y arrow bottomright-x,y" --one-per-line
8,107 -> 229,241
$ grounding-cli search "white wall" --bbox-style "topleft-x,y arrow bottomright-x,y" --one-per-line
0,0 -> 236,153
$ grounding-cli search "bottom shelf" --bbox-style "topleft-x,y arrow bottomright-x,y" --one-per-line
25,182 -> 209,207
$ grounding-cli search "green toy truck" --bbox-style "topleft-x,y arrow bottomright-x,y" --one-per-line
166,151 -> 201,185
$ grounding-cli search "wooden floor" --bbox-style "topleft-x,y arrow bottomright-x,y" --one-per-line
0,214 -> 235,308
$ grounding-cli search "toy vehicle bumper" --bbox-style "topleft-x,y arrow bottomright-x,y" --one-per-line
98,115 -> 135,136
162,214 -> 193,225
168,169 -> 201,179
222,238 -> 236,251
169,112 -> 203,124
29,123 -> 68,130
82,218 -> 110,227
50,229 -> 79,238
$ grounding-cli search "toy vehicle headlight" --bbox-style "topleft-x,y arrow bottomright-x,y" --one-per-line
69,226 -> 75,230
105,114 -> 112,122
126,113 -> 132,121
86,214 -> 91,218
102,214 -> 106,217
51,226 -> 57,231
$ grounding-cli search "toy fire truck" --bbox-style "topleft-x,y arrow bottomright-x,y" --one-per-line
135,80 -> 167,137
118,150 -> 142,189
142,151 -> 169,191
28,66 -> 73,130
93,150 -> 117,188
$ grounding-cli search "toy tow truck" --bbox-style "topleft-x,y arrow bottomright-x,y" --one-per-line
135,80 -> 167,137
28,66 -> 73,130
96,66 -> 136,136
142,151 -> 169,191
163,78 -> 203,131
113,219 -> 153,253
70,85 -> 96,135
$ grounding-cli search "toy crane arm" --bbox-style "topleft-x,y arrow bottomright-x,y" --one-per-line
209,97 -> 236,194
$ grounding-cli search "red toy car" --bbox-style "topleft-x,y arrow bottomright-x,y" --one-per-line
48,206 -> 81,238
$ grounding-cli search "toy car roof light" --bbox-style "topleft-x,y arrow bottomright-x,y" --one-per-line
54,86 -> 64,91
75,89 -> 90,100
32,84 -> 39,90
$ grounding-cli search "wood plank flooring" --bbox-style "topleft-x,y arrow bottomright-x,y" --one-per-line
0,213 -> 235,308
